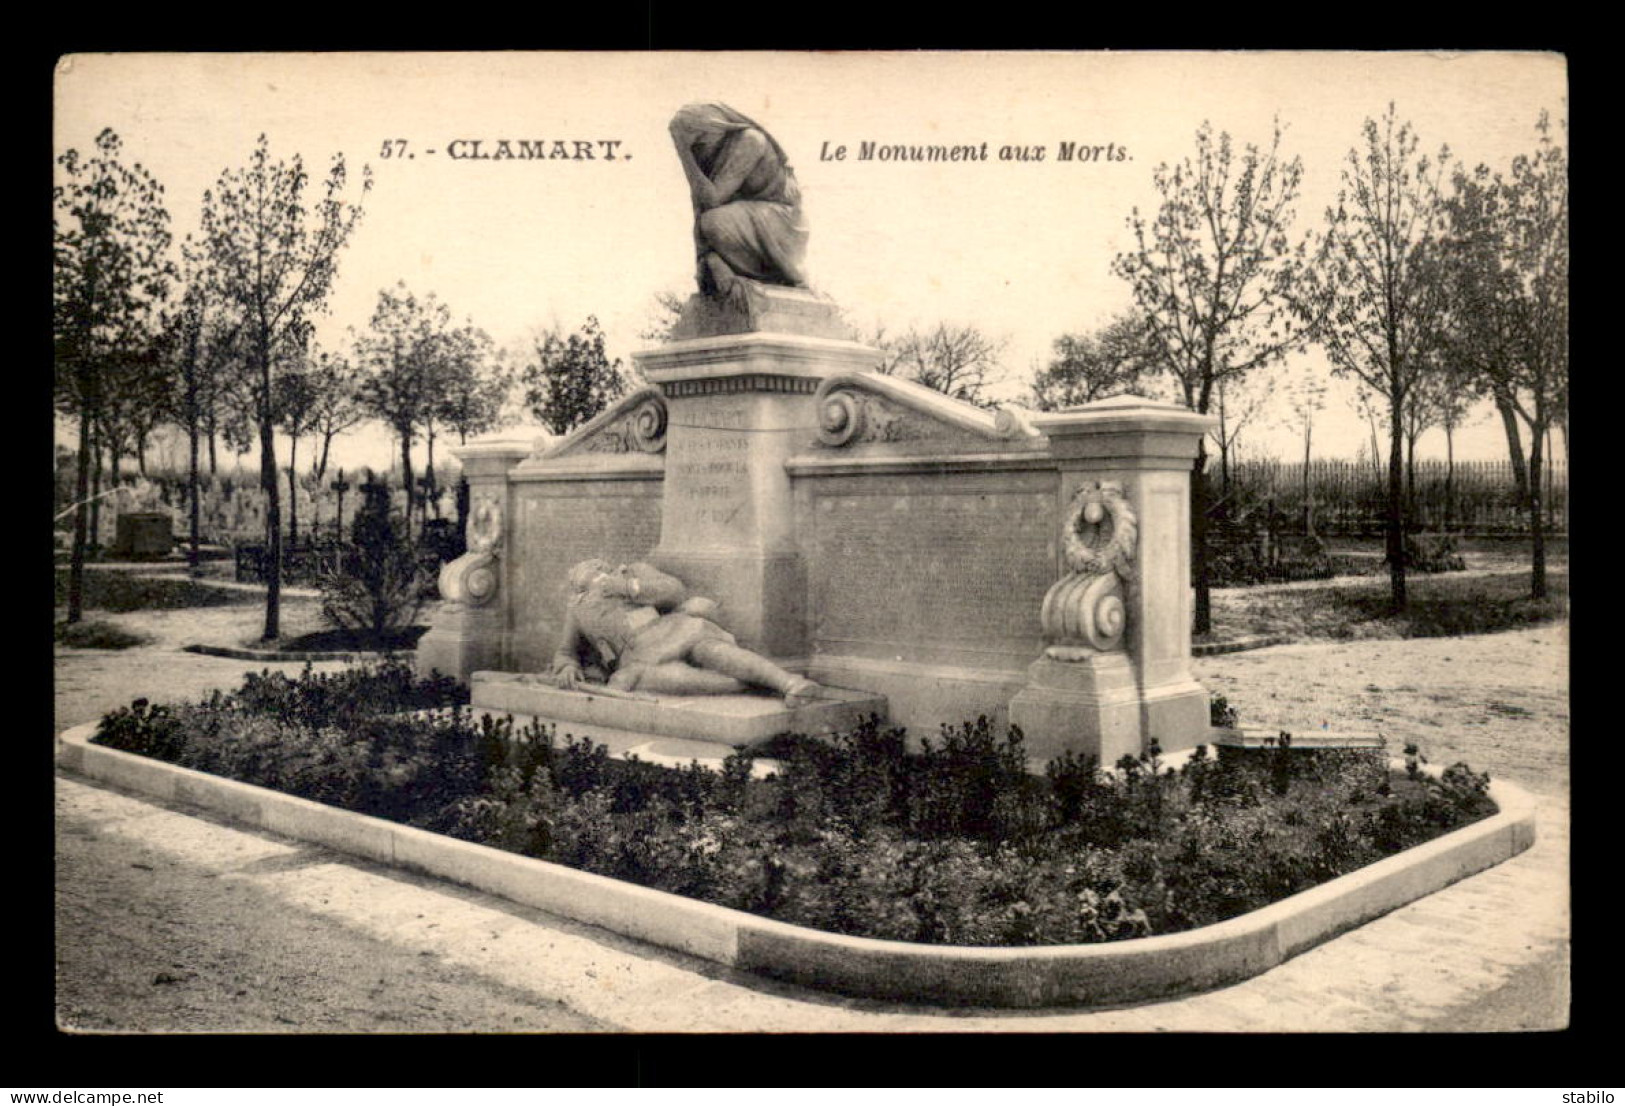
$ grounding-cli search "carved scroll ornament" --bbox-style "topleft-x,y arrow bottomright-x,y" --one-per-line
438,551 -> 499,610
583,395 -> 669,454
817,388 -> 927,447
1040,481 -> 1137,659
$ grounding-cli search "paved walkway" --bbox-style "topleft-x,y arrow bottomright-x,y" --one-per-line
54,767 -> 1569,1032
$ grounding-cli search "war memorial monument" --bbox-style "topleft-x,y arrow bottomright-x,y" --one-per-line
417,101 -> 1219,768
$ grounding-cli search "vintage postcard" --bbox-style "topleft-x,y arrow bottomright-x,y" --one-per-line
53,51 -> 1567,1036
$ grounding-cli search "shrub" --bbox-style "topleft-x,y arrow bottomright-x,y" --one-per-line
1399,533 -> 1467,574
318,490 -> 427,644
1208,533 -> 1337,588
230,659 -> 466,728
908,717 -> 1041,843
54,619 -> 150,650
90,668 -> 1498,948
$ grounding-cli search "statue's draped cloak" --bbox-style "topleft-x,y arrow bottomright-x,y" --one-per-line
684,105 -> 809,287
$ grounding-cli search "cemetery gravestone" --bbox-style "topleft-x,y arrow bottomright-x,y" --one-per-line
112,512 -> 173,559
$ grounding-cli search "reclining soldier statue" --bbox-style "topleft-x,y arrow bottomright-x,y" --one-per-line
551,558 -> 821,709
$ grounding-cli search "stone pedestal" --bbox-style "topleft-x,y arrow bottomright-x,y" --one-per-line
1009,396 -> 1218,763
471,670 -> 887,748
413,439 -> 532,683
635,325 -> 877,660
670,286 -> 856,342
1009,653 -> 1144,767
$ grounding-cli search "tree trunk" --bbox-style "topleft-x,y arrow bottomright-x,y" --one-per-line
89,436 -> 103,555
1444,423 -> 1455,534
67,412 -> 92,624
1301,423 -> 1314,537
1529,420 -> 1547,600
1386,396 -> 1408,613
426,430 -> 439,521
1191,445 -> 1212,637
258,339 -> 282,642
399,432 -> 415,536
1545,424 -> 1557,532
316,431 -> 333,482
188,418 -> 201,576
207,426 -> 218,475
287,446 -> 299,545
184,344 -> 201,576
1406,432 -> 1418,526
1494,392 -> 1529,507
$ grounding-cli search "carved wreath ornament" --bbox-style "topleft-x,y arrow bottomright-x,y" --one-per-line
467,493 -> 504,555
1040,481 -> 1137,658
1062,481 -> 1136,579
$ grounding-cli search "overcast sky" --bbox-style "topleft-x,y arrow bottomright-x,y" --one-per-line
54,50 -> 1567,474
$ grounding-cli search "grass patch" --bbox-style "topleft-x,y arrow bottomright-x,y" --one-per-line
55,619 -> 150,650
1214,568 -> 1568,642
91,663 -> 1497,948
54,570 -> 261,613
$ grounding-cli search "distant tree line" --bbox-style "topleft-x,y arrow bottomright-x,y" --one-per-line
58,104 -> 1565,637
1044,106 -> 1566,624
55,129 -> 628,638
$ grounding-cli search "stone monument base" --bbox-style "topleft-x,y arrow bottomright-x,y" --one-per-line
469,670 -> 888,748
1007,654 -> 1216,767
416,610 -> 504,684
1007,653 -> 1144,767
670,285 -> 853,341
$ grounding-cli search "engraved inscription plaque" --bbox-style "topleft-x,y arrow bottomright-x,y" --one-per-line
810,488 -> 1056,664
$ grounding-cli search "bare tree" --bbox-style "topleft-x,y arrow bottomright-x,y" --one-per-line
1438,112 -> 1567,596
1112,119 -> 1322,633
200,133 -> 370,639
54,127 -> 175,621
874,322 -> 1007,406
1313,104 -> 1450,612
1210,375 -> 1270,500
638,289 -> 689,343
1282,362 -> 1328,536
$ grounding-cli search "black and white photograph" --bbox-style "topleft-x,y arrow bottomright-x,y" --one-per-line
52,50 -> 1568,1035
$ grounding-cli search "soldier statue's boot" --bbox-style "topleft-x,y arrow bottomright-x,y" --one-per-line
689,641 -> 820,708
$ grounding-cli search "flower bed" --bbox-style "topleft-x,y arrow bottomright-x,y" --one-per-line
89,662 -> 1499,949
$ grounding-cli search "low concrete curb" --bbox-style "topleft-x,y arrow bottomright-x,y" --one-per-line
1192,634 -> 1290,657
182,644 -> 416,663
55,722 -> 1536,1008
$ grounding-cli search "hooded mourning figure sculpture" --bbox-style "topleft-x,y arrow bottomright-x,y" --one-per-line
668,102 -> 809,308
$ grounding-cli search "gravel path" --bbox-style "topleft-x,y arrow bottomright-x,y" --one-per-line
1194,625 -> 1570,798
55,788 -> 610,1033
